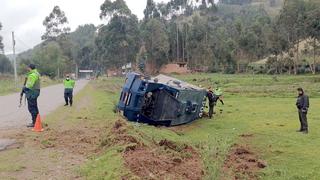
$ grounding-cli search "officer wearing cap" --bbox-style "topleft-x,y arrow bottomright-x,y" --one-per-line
23,64 -> 41,127
296,88 -> 309,134
63,74 -> 75,106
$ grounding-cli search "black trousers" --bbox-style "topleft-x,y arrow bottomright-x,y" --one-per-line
298,110 -> 308,131
64,89 -> 73,105
27,96 -> 39,124
209,103 -> 215,118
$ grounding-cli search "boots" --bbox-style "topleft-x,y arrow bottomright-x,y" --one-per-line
27,123 -> 34,128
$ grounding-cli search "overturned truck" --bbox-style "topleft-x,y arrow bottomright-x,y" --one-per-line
118,72 -> 207,126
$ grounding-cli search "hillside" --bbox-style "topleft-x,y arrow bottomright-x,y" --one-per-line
219,0 -> 284,17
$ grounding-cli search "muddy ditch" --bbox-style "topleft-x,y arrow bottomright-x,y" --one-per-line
223,134 -> 267,180
105,119 -> 204,180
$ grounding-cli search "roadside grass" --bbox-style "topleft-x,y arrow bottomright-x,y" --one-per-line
75,77 -> 131,179
80,74 -> 320,179
175,73 -> 320,97
5,74 -> 317,179
0,75 -> 59,96
0,149 -> 26,172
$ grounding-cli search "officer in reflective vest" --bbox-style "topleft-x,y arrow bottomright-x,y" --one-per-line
63,75 -> 75,106
23,64 -> 41,127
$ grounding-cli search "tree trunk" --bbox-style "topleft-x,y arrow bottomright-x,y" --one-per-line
185,25 -> 188,63
176,24 -> 179,61
294,40 -> 300,75
182,26 -> 185,62
313,38 -> 316,74
185,26 -> 189,63
288,65 -> 292,75
237,62 -> 240,73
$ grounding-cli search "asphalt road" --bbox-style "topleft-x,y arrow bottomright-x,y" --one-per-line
0,80 -> 88,130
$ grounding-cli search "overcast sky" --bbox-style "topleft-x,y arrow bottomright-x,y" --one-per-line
0,0 -> 170,54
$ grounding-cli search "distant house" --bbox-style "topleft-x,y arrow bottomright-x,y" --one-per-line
159,62 -> 190,74
108,61 -> 190,76
107,69 -> 122,77
121,62 -> 133,74
107,62 -> 134,77
79,70 -> 94,79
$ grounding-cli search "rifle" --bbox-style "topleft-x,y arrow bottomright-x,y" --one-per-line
19,77 -> 28,108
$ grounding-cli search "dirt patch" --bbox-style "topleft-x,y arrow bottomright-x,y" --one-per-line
124,146 -> 203,180
239,134 -> 254,138
223,144 -> 267,180
38,126 -> 102,156
107,120 -> 204,179
100,119 -> 143,149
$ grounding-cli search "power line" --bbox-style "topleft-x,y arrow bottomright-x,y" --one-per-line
15,36 -> 34,50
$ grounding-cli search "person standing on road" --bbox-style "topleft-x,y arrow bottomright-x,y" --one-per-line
63,75 -> 75,106
23,64 -> 41,128
296,88 -> 309,134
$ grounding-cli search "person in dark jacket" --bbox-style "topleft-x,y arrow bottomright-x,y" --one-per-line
207,87 -> 217,119
296,88 -> 309,134
23,64 -> 41,127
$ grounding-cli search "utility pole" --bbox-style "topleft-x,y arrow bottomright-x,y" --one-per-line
12,31 -> 18,86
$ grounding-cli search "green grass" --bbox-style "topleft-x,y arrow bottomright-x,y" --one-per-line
175,73 -> 320,97
76,78 -> 131,179
39,74 -> 320,179
0,149 -> 26,172
0,73 -> 316,179
0,75 -> 60,96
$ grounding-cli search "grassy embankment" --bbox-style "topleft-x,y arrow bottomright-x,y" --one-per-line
79,74 -> 320,180
2,74 -> 319,179
0,75 -> 59,96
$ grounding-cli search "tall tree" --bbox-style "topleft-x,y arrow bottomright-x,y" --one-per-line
0,55 -> 13,73
97,0 -> 140,68
69,24 -> 97,69
278,0 -> 307,74
99,0 -> 131,19
144,0 -> 159,19
42,6 -> 71,41
187,14 -> 213,69
142,19 -> 170,69
0,23 -> 4,54
305,2 -> 320,74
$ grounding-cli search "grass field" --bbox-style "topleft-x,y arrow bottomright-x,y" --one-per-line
79,74 -> 320,180
1,73 -> 319,179
0,75 -> 61,96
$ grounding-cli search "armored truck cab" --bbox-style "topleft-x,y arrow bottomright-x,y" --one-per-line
118,72 -> 207,126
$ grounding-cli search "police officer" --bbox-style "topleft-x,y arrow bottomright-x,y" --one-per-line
23,64 -> 41,127
207,87 -> 215,119
63,75 -> 75,106
296,88 -> 309,134
214,87 -> 224,105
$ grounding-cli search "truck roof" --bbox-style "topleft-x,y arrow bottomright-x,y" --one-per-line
153,74 -> 204,91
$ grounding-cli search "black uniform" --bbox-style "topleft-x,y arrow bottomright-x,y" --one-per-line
64,89 -> 73,106
296,94 -> 309,132
207,90 -> 218,119
24,67 -> 41,127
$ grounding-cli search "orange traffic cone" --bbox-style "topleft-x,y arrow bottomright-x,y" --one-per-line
32,114 -> 44,132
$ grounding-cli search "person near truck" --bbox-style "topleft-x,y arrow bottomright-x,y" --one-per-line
214,86 -> 224,105
207,87 -> 216,119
